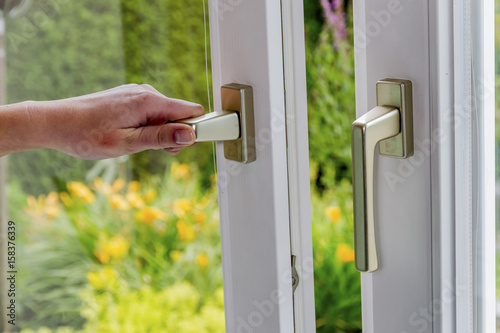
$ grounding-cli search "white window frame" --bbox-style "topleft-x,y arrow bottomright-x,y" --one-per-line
354,0 -> 495,331
208,1 -> 315,332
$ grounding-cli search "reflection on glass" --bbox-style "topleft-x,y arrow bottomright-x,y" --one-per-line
304,1 -> 362,331
2,1 -> 223,332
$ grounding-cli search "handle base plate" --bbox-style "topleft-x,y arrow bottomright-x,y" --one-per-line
222,84 -> 256,163
377,79 -> 414,158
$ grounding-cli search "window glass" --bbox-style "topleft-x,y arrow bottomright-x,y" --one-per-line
495,0 -> 500,330
2,1 -> 224,332
304,1 -> 362,331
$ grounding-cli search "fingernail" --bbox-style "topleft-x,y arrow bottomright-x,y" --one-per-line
174,129 -> 195,145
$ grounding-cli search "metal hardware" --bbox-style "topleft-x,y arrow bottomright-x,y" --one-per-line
174,83 -> 255,163
221,84 -> 256,163
175,110 -> 240,142
351,79 -> 413,273
377,79 -> 414,158
291,255 -> 299,293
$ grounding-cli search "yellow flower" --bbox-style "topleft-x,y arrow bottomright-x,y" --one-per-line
198,196 -> 211,209
109,194 -> 130,210
173,198 -> 192,218
195,253 -> 209,271
93,177 -> 103,190
94,235 -> 130,263
128,181 -> 140,193
135,207 -> 166,225
93,178 -> 112,195
106,235 -> 130,260
86,271 -> 104,289
194,213 -> 206,226
67,182 -> 95,204
59,192 -> 73,207
41,192 -> 59,219
126,192 -> 145,209
112,179 -> 125,193
94,248 -> 110,264
25,193 -> 60,220
170,250 -> 183,262
335,244 -> 355,263
171,162 -> 191,180
144,189 -> 157,203
325,206 -> 341,224
86,267 -> 117,290
176,221 -> 196,242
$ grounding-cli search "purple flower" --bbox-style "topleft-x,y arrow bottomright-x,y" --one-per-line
321,0 -> 347,48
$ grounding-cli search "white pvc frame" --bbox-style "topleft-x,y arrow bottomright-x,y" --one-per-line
430,0 -> 495,331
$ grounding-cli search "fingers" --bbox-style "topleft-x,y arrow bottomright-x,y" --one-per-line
163,98 -> 205,121
132,123 -> 197,152
139,83 -> 205,120
164,147 -> 183,155
129,85 -> 205,125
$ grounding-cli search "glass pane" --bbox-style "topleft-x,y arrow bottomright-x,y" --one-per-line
496,0 -> 500,330
1,1 -> 224,332
304,1 -> 362,331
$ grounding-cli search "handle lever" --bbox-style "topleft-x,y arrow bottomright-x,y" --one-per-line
175,110 -> 240,142
174,83 -> 256,164
351,79 -> 413,273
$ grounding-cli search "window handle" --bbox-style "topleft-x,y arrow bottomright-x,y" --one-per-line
176,110 -> 240,142
175,83 -> 256,164
351,79 -> 413,273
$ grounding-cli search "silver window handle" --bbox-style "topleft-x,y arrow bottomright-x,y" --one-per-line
175,83 -> 256,164
351,79 -> 413,273
176,110 -> 240,142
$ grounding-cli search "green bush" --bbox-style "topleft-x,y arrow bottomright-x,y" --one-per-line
306,3 -> 356,192
10,163 -> 223,330
312,181 -> 362,332
77,283 -> 224,333
17,282 -> 225,333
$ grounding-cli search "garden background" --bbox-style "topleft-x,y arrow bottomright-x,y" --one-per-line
2,0 -> 499,332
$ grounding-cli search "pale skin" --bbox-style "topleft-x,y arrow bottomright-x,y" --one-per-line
0,84 -> 204,159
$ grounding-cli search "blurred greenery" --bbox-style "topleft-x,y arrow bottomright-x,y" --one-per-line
8,163 -> 360,332
9,163 -> 223,331
3,0 -> 363,332
306,3 -> 356,192
312,182 -> 362,332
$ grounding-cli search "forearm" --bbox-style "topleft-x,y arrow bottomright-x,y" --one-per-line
0,101 -> 51,156
0,84 -> 203,160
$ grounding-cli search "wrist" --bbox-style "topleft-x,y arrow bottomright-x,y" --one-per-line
0,101 -> 51,156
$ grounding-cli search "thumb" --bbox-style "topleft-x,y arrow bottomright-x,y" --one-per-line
136,123 -> 196,150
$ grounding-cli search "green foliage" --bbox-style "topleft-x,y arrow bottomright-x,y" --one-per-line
5,1 -> 125,102
119,0 -> 215,183
17,284 -> 224,333
77,283 -> 224,333
11,163 -> 223,331
306,30 -> 356,191
303,0 -> 325,50
312,181 -> 362,332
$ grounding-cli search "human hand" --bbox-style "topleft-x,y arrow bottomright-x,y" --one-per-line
15,84 -> 204,159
